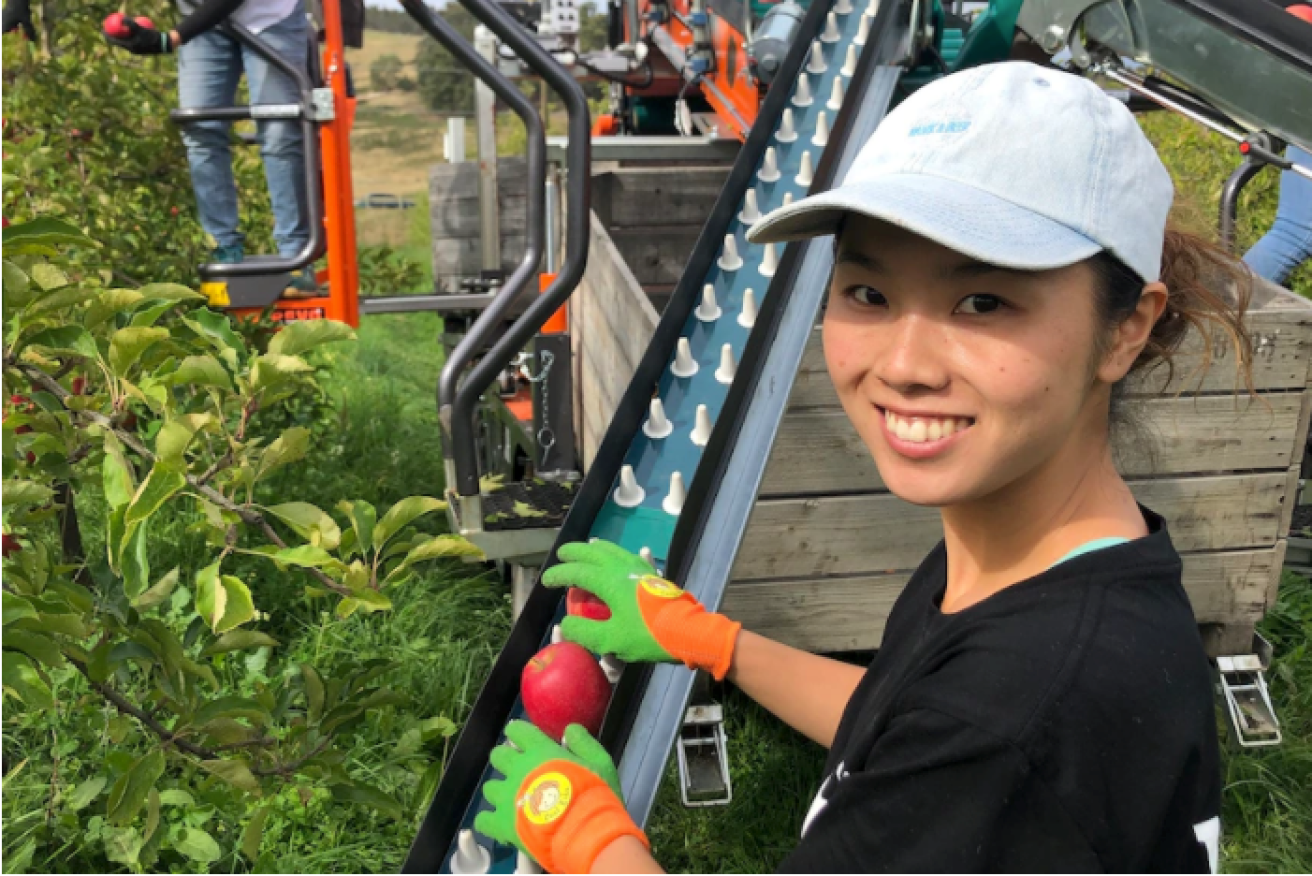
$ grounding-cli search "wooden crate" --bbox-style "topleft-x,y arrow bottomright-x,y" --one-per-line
571,207 -> 1312,657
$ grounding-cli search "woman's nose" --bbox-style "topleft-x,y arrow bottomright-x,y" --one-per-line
877,315 -> 949,393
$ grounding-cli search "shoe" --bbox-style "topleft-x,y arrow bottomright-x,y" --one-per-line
210,243 -> 245,264
282,269 -> 320,299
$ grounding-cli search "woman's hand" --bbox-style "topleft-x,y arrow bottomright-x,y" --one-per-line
541,540 -> 742,680
476,720 -> 648,874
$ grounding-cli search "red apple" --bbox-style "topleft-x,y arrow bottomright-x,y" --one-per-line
134,15 -> 155,29
567,587 -> 612,621
71,376 -> 87,396
2,533 -> 20,558
521,642 -> 610,741
103,12 -> 130,39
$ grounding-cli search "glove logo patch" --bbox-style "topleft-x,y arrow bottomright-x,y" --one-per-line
520,772 -> 572,824
638,575 -> 683,600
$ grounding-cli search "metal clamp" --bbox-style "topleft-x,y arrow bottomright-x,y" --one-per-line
676,702 -> 732,807
311,87 -> 336,121
1217,634 -> 1281,747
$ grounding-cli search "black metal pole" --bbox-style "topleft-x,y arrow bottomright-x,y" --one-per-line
1219,155 -> 1268,252
399,0 -> 548,475
447,0 -> 591,498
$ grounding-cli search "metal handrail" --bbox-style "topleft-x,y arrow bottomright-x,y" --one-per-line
445,0 -> 591,499
168,20 -> 325,279
398,0 -> 548,494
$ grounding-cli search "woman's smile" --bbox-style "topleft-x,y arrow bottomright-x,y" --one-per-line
875,404 -> 976,460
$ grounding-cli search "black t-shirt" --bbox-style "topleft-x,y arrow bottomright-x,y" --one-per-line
780,505 -> 1221,874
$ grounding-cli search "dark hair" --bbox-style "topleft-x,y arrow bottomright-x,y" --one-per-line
1088,228 -> 1257,461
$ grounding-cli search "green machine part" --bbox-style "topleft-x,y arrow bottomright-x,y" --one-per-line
898,0 -> 1024,98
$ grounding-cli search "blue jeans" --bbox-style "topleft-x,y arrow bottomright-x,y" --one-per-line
177,6 -> 311,258
1244,144 -> 1312,286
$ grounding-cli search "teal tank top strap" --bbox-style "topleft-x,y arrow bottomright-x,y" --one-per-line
1051,537 -> 1132,569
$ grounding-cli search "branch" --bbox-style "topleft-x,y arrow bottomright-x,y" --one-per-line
70,659 -> 220,762
253,737 -> 333,778
15,361 -> 351,596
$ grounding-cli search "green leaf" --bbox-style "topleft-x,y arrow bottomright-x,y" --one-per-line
260,544 -> 337,569
131,568 -> 180,611
372,496 -> 446,552
122,523 -> 150,600
399,535 -> 485,567
348,588 -> 392,613
155,418 -> 199,467
330,780 -> 403,820
241,805 -> 272,861
267,319 -> 355,357
256,427 -> 310,480
2,652 -> 54,709
203,630 -> 279,655
3,630 -> 66,667
85,289 -> 144,331
174,827 -> 222,864
102,436 -> 136,510
23,325 -> 100,360
137,282 -> 204,302
265,502 -> 341,550
3,260 -> 32,305
301,664 -> 325,724
66,776 -> 108,812
157,789 -> 195,807
214,576 -> 256,633
167,355 -> 232,391
143,788 -> 161,843
195,696 -> 271,727
182,310 -> 246,370
106,749 -> 165,827
108,327 -> 169,375
3,592 -> 39,627
341,500 -> 377,559
121,463 -> 186,551
198,758 -> 261,793
3,216 -> 90,249
28,261 -> 69,291
195,562 -> 225,632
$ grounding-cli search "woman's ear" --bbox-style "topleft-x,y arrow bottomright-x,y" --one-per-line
1097,281 -> 1169,383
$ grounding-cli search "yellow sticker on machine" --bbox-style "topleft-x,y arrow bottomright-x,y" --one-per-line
201,281 -> 230,306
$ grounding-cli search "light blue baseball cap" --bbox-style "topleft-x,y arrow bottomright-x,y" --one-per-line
747,61 -> 1174,283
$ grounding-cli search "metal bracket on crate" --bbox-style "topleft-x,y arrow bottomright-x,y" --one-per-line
311,87 -> 336,121
676,674 -> 732,807
1217,633 -> 1281,747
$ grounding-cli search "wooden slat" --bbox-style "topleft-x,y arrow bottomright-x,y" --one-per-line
428,156 -> 526,201
571,212 -> 659,469
609,229 -> 702,289
788,305 -> 1312,410
594,166 -> 730,228
761,392 -> 1307,497
733,470 -> 1291,580
723,546 -> 1279,655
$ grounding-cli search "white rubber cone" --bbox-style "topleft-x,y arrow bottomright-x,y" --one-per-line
739,288 -> 758,328
550,624 -> 563,645
760,242 -> 779,277
613,463 -> 645,506
452,829 -> 492,875
842,43 -> 858,77
776,108 -> 798,143
514,852 -> 543,874
795,150 -> 815,187
672,337 -> 699,377
691,404 -> 714,447
644,397 -> 673,439
835,0 -> 854,13
715,343 -> 737,385
827,77 -> 845,111
640,546 -> 656,567
812,111 -> 830,147
782,191 -> 795,206
696,283 -> 723,322
739,188 -> 763,226
821,10 -> 841,42
855,12 -> 872,45
600,654 -> 625,684
806,40 -> 827,74
718,233 -> 744,271
663,471 -> 686,516
676,99 -> 693,135
758,146 -> 782,182
793,72 -> 814,107
867,0 -> 879,16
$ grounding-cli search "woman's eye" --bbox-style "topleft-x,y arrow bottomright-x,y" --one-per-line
847,285 -> 886,306
955,294 -> 1004,314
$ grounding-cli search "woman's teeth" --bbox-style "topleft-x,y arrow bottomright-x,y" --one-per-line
884,409 -> 972,444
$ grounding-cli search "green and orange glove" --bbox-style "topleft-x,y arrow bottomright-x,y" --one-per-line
475,720 -> 648,874
541,539 -> 742,680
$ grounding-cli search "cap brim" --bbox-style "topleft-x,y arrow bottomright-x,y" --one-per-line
746,173 -> 1103,272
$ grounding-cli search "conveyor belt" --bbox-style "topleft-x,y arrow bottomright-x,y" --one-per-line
402,0 -> 907,870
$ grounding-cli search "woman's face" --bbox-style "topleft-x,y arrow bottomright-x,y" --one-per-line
823,215 -> 1111,508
